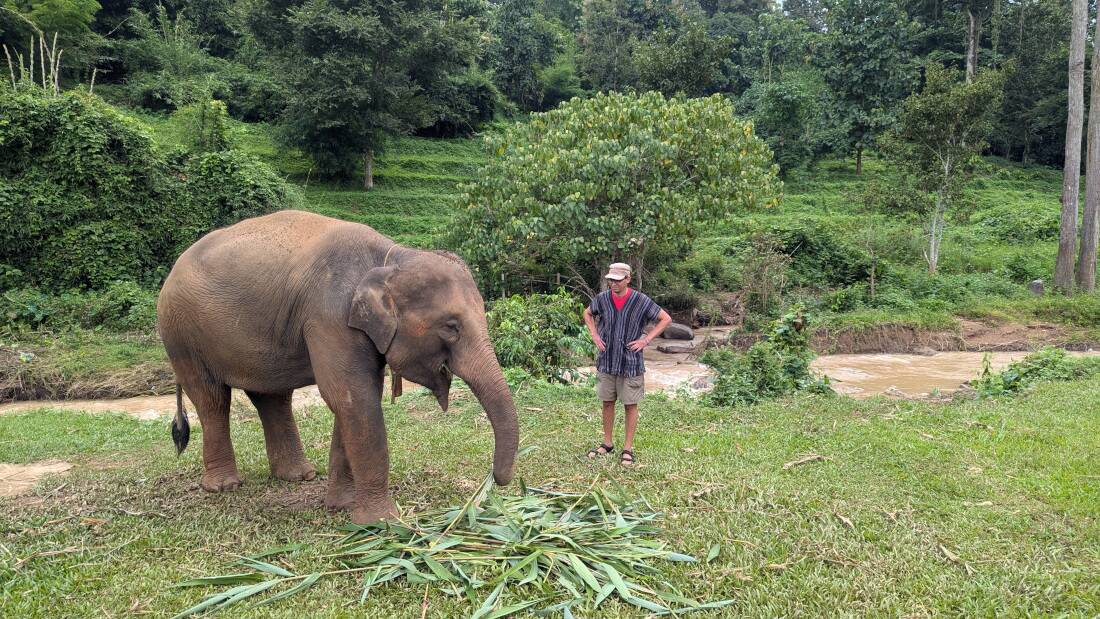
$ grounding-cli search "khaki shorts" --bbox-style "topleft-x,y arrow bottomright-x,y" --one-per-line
596,372 -> 645,405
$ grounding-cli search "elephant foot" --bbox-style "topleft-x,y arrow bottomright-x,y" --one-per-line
324,484 -> 355,512
271,460 -> 317,482
350,498 -> 399,525
201,469 -> 243,492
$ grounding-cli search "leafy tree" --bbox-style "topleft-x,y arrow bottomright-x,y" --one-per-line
782,0 -> 825,32
536,45 -> 585,110
821,0 -> 917,174
445,91 -> 781,296
987,0 -> 1070,165
251,0 -> 481,185
113,5 -> 221,111
1,0 -> 100,50
633,18 -> 731,97
487,0 -> 559,110
576,0 -> 639,91
746,12 -> 811,84
881,64 -> 1005,274
740,66 -> 842,173
700,0 -> 772,94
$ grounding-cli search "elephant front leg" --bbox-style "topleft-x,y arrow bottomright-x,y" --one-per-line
332,399 -> 398,524
324,418 -> 355,511
310,335 -> 398,524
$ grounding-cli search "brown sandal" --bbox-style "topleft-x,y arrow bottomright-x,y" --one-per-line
587,443 -> 614,458
620,449 -> 636,466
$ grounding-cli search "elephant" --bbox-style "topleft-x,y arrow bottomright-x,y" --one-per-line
157,210 -> 518,524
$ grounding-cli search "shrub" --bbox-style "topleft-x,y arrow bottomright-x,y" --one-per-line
183,150 -> 301,233
0,89 -> 296,291
971,203 -> 1059,243
972,347 -> 1100,398
0,283 -> 158,333
222,69 -> 287,122
487,290 -> 595,382
446,91 -> 781,296
701,308 -> 832,406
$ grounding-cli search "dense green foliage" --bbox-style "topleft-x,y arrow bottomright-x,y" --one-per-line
0,89 -> 297,290
882,64 -> 1006,272
821,0 -> 916,172
1,281 -> 158,332
447,92 -> 781,295
486,290 -> 594,382
973,347 -> 1100,398
701,308 -> 831,406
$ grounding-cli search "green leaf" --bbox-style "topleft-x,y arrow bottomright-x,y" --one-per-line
483,599 -> 541,619
238,557 -> 295,577
421,555 -> 459,582
626,595 -> 670,613
470,582 -> 506,619
245,544 -> 306,560
256,573 -> 321,607
172,580 -> 281,619
359,566 -> 383,603
566,554 -> 602,593
174,573 -> 266,588
599,562 -> 632,601
705,544 -> 721,564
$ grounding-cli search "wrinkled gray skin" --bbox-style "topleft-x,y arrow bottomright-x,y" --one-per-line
157,210 -> 518,524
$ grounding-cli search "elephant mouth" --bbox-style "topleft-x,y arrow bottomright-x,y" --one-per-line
433,362 -> 453,411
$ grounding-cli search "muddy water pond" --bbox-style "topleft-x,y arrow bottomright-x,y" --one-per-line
2,346 -> 1097,419
641,349 -> 1100,399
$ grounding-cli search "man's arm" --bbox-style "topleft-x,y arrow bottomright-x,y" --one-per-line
628,309 -> 673,352
583,307 -> 606,352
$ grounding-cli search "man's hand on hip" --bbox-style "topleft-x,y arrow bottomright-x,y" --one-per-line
593,335 -> 606,352
627,337 -> 650,352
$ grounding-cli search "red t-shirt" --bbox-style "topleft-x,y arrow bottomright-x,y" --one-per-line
612,288 -> 632,311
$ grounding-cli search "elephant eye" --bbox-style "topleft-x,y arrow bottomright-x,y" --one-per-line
440,319 -> 461,342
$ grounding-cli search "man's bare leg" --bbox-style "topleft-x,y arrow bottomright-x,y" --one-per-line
623,403 -> 639,451
602,400 -> 616,447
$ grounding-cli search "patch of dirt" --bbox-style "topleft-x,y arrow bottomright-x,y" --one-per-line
0,460 -> 73,497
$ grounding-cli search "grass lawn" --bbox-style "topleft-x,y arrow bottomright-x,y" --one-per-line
2,379 -> 1097,616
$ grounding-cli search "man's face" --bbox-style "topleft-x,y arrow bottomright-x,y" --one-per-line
608,275 -> 630,294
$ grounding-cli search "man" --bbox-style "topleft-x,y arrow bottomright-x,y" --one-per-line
583,262 -> 673,466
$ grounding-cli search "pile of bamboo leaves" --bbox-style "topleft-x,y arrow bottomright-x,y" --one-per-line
173,475 -> 732,618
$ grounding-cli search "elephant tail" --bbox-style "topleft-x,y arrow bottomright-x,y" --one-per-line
171,384 -> 191,456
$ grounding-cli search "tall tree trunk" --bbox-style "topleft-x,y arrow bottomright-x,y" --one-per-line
966,9 -> 980,82
363,149 -> 374,190
855,145 -> 863,175
1077,15 -> 1100,292
1055,0 -> 1088,294
927,190 -> 946,275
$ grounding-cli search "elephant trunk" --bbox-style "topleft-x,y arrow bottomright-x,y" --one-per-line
453,338 -> 518,486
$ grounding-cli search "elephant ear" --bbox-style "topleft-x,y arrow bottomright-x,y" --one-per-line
348,266 -> 398,354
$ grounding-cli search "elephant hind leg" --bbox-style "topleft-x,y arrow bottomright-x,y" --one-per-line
179,376 -> 241,492
246,390 -> 316,482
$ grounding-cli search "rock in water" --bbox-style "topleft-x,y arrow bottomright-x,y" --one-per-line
657,342 -> 696,354
1028,279 -> 1044,296
662,323 -> 694,340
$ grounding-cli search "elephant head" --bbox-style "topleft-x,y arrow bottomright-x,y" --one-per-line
347,250 -> 517,485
